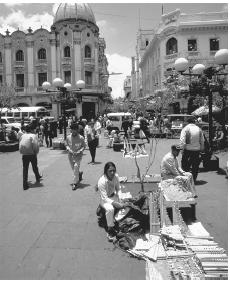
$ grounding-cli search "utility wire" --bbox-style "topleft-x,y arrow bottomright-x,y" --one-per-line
94,10 -> 160,22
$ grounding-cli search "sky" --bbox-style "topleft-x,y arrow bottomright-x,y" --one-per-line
0,1 -> 228,99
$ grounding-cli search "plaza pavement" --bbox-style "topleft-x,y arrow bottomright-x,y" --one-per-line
0,132 -> 228,279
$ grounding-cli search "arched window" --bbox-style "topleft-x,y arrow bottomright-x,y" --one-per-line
85,45 -> 91,58
16,50 -> 24,61
166,38 -> 178,55
64,46 -> 70,57
38,48 -> 46,60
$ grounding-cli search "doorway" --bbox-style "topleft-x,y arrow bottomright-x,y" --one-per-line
82,102 -> 95,121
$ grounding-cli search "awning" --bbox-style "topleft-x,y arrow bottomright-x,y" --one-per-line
65,108 -> 76,112
191,105 -> 221,116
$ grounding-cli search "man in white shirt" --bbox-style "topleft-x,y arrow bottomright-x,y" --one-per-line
161,144 -> 197,197
179,117 -> 204,183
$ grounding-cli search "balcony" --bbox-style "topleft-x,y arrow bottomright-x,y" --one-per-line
15,87 -> 24,92
165,53 -> 178,60
37,86 -> 43,91
14,61 -> 25,67
62,57 -> 72,66
187,51 -> 199,57
84,58 -> 95,67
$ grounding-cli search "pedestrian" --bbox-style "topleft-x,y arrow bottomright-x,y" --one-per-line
43,119 -> 53,147
97,162 -> 128,241
121,116 -> 130,139
160,144 -> 197,197
94,118 -> 102,147
19,124 -> 42,190
85,120 -> 98,164
179,117 -> 205,183
58,116 -> 63,134
65,122 -> 86,190
139,116 -> 150,143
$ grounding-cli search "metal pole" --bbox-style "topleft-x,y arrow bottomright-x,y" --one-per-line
63,101 -> 67,140
208,85 -> 213,152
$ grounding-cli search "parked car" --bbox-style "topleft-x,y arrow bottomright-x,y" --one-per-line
0,117 -> 21,132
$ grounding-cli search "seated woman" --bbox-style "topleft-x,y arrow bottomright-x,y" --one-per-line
97,162 -> 128,241
160,144 -> 197,197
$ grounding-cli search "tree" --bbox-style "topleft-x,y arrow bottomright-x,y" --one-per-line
0,84 -> 17,131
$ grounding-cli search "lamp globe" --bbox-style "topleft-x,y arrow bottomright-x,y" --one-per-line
64,83 -> 72,90
174,58 -> 188,72
42,81 -> 51,90
215,49 -> 228,65
53,78 -> 64,88
192,64 -> 205,75
76,80 -> 85,89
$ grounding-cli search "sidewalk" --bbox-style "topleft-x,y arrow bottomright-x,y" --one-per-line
0,133 -> 228,279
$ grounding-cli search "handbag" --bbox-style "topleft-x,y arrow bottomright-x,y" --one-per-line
139,129 -> 146,139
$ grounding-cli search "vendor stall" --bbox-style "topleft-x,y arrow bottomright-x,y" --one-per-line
97,176 -> 228,280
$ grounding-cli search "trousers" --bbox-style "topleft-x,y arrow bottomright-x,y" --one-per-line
181,150 -> 201,181
88,139 -> 98,162
100,196 -> 119,228
68,153 -> 82,184
22,154 -> 40,186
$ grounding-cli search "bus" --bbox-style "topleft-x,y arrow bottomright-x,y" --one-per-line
0,106 -> 50,121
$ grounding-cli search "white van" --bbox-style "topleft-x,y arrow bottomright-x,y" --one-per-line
107,112 -> 132,131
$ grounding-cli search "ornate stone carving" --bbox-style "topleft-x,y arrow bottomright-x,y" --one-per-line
74,39 -> 81,45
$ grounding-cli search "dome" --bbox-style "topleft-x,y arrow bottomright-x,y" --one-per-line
54,3 -> 96,25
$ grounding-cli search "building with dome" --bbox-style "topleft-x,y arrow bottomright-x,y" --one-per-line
0,3 -> 110,120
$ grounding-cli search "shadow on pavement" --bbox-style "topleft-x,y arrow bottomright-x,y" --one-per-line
195,180 -> 207,186
217,167 -> 228,176
29,181 -> 44,189
76,183 -> 91,189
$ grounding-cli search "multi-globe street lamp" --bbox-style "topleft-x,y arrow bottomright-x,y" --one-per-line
42,78 -> 85,140
174,49 -> 228,152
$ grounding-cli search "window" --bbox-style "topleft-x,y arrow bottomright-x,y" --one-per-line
188,39 -> 197,51
64,71 -> 71,84
0,75 -> 2,85
38,72 -> 47,87
85,71 -> 92,85
146,40 -> 149,47
38,48 -> 46,60
210,38 -> 219,51
16,74 -> 24,87
166,37 -> 178,55
64,46 -> 70,57
85,45 -> 91,58
16,50 -> 24,61
0,52 -> 2,63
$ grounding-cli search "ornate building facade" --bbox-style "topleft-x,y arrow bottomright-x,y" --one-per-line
0,3 -> 110,120
133,9 -> 228,110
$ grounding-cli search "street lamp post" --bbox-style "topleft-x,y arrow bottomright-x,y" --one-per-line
42,78 -> 85,140
174,49 -> 228,152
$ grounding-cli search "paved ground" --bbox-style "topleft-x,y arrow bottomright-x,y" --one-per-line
0,132 -> 228,279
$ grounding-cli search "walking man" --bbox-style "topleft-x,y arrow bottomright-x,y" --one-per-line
65,123 -> 86,190
85,120 -> 98,165
19,124 -> 42,190
179,117 -> 205,183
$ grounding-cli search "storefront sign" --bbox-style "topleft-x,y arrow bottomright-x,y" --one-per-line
82,96 -> 98,102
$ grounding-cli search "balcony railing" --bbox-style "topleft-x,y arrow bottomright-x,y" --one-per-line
165,53 -> 178,60
84,58 -> 95,65
15,87 -> 24,92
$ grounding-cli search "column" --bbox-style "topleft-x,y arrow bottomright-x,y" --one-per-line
4,39 -> 12,86
26,40 -> 34,89
94,42 -> 99,85
73,31 -> 82,82
50,32 -> 57,81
